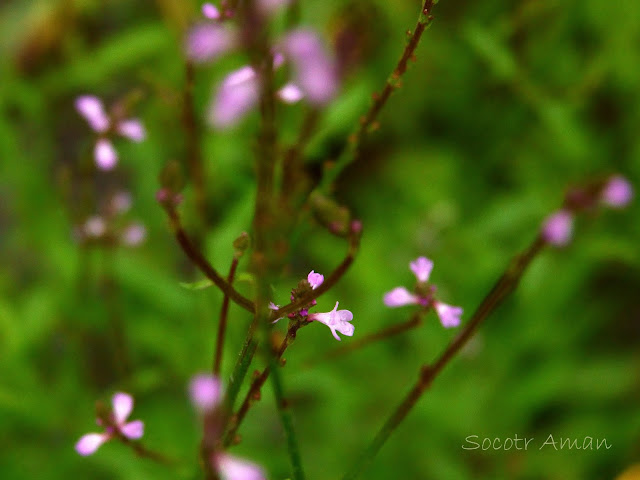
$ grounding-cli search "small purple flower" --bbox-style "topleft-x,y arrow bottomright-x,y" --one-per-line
281,29 -> 338,105
75,392 -> 144,456
434,301 -> 463,328
601,175 -> 633,208
214,452 -> 266,480
277,83 -> 304,104
308,301 -> 354,341
383,257 -> 462,328
83,215 -> 107,239
209,65 -> 261,128
121,223 -> 146,247
541,209 -> 574,246
76,95 -> 146,171
186,23 -> 236,63
307,270 -> 324,289
189,374 -> 223,413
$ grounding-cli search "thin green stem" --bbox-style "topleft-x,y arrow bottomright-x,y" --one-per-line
214,257 -> 240,375
319,0 -> 437,191
341,236 -> 546,480
164,207 -> 255,314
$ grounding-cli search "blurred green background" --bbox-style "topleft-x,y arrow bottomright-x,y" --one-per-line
1,0 -> 639,479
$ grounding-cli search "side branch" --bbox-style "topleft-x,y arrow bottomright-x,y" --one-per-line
320,0 -> 437,190
341,236 -> 546,480
164,207 -> 255,314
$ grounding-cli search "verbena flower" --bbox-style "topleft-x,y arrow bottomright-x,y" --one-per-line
213,452 -> 266,480
308,301 -> 354,341
541,209 -> 574,246
75,392 -> 144,456
383,256 -> 463,328
601,175 -> 633,208
307,270 -> 324,289
189,374 -> 223,413
75,95 -> 145,170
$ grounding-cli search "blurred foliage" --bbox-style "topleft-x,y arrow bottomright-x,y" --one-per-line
1,0 -> 639,479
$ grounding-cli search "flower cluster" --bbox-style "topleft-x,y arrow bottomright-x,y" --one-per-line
542,175 -> 633,246
384,257 -> 463,328
185,2 -> 337,128
189,374 -> 266,480
75,392 -> 144,456
74,191 -> 146,247
75,95 -> 146,170
271,270 -> 355,341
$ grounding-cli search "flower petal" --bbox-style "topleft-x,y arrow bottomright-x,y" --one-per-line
111,392 -> 134,425
189,374 -> 223,412
281,29 -> 337,105
94,139 -> 118,170
186,23 -> 236,63
277,83 -> 304,104
215,453 -> 266,480
541,209 -> 574,247
121,223 -> 146,246
202,3 -> 221,19
75,433 -> 110,456
120,420 -> 144,440
117,119 -> 146,142
409,257 -> 433,283
75,95 -> 110,133
601,175 -> 633,208
307,270 -> 324,289
434,302 -> 463,328
209,66 -> 260,128
383,287 -> 419,307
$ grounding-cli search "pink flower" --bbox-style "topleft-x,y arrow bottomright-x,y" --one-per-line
307,270 -> 324,289
541,209 -> 574,246
186,23 -> 237,63
209,65 -> 261,128
383,257 -> 462,328
281,29 -> 337,105
214,453 -> 266,480
189,374 -> 223,413
434,301 -> 463,328
121,223 -> 146,247
601,175 -> 633,208
308,301 -> 354,341
75,392 -> 144,456
76,95 -> 146,170
202,3 -> 221,20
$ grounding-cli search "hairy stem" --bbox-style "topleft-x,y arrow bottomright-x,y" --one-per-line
341,236 -> 545,480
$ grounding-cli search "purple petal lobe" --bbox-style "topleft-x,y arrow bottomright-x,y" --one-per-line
75,433 -> 109,456
189,374 -> 223,412
601,175 -> 633,208
282,29 -> 337,105
209,65 -> 259,128
94,139 -> 118,170
111,392 -> 134,425
186,23 -> 235,63
434,302 -> 463,328
202,3 -> 221,19
307,270 -> 324,289
120,420 -> 144,440
383,287 -> 419,307
76,95 -> 110,133
541,209 -> 574,246
277,83 -> 304,103
409,257 -> 434,283
117,119 -> 146,142
215,453 -> 266,480
121,223 -> 146,246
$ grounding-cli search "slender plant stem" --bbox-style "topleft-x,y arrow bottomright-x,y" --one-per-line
164,207 -> 255,313
223,320 -> 305,447
225,322 -> 259,415
319,0 -> 437,191
117,435 -> 174,466
214,257 -> 239,375
304,312 -> 423,369
182,60 -> 207,227
341,236 -> 546,480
